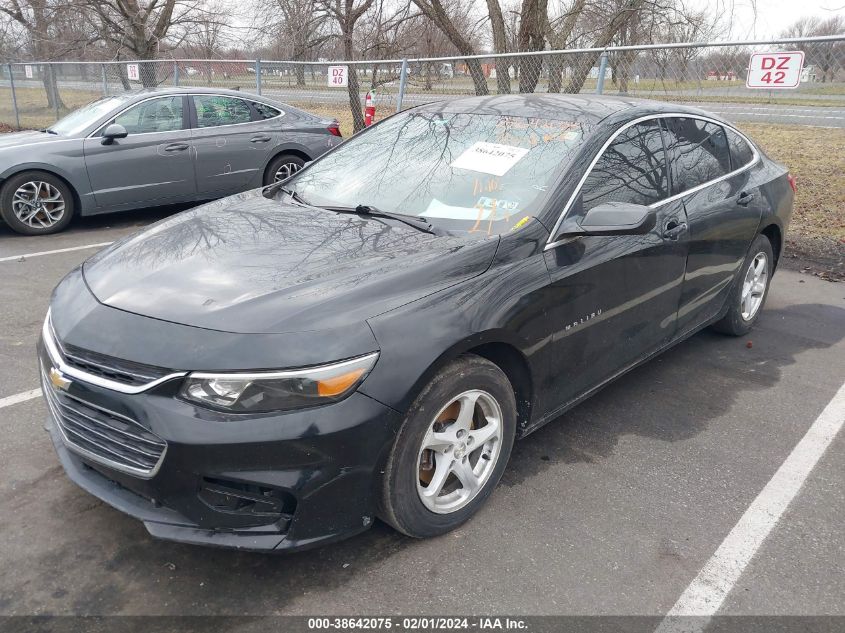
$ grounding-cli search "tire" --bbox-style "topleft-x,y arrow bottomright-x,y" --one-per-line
0,170 -> 75,235
377,354 -> 517,538
263,154 -> 306,186
711,233 -> 775,336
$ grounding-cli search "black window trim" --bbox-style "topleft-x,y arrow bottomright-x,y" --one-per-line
90,94 -> 190,138
190,93 -> 259,129
545,113 -> 760,251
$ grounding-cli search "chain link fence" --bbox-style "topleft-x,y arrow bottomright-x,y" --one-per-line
1,35 -> 843,133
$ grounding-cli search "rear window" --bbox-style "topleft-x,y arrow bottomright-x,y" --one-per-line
663,118 -> 731,193
253,102 -> 282,120
726,128 -> 754,169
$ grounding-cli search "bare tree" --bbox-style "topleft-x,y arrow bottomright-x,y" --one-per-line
782,15 -> 845,83
268,0 -> 331,87
319,0 -> 376,132
546,0 -> 587,92
411,0 -> 489,95
486,0 -> 511,93
182,0 -> 232,83
85,0 -> 219,87
516,0 -> 548,93
0,0 -> 91,109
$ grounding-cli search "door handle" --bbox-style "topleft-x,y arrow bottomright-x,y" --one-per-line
163,142 -> 189,152
663,218 -> 688,240
737,191 -> 756,206
250,135 -> 272,143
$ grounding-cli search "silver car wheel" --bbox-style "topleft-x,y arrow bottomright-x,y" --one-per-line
416,389 -> 503,514
740,251 -> 768,321
273,162 -> 302,182
12,180 -> 66,229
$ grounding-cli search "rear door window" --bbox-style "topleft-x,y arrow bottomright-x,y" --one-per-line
193,95 -> 253,128
725,128 -> 754,170
663,118 -> 731,193
579,120 -> 669,212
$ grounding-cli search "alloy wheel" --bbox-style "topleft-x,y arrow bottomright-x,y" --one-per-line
416,389 -> 503,514
740,251 -> 768,321
273,162 -> 302,182
11,181 -> 66,229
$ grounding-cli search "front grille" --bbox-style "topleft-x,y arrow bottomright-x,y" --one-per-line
42,370 -> 167,477
58,340 -> 172,388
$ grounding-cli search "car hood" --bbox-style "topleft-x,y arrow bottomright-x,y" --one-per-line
83,189 -> 499,334
0,130 -> 66,149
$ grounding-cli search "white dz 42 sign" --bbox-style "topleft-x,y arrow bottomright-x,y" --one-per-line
328,65 -> 348,87
746,51 -> 804,89
126,63 -> 140,81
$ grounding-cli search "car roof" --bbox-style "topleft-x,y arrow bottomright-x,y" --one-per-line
128,86 -> 264,99
415,94 -> 729,127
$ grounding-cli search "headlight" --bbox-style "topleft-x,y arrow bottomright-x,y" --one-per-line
179,352 -> 379,413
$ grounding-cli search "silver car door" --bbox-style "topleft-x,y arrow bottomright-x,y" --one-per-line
190,94 -> 274,195
82,95 -> 196,209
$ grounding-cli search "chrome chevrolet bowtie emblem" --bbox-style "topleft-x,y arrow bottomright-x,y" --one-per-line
49,366 -> 71,391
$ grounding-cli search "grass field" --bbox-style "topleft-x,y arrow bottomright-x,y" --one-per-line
739,123 -> 845,242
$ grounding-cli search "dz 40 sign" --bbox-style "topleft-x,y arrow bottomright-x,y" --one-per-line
746,51 -> 804,89
328,65 -> 348,87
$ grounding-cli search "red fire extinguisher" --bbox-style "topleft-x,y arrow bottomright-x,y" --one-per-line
364,90 -> 375,127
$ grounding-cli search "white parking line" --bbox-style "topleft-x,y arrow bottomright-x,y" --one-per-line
655,380 -> 845,633
0,242 -> 113,263
0,388 -> 42,409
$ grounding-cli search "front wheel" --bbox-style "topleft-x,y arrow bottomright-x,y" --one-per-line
377,355 -> 517,538
0,170 -> 75,235
711,233 -> 774,336
263,154 -> 306,186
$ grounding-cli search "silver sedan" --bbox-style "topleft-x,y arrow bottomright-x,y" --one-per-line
0,87 -> 343,234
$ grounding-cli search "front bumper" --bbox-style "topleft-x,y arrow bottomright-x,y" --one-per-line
39,341 -> 402,552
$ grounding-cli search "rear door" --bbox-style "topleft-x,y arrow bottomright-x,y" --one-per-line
189,94 -> 276,195
541,119 -> 689,414
83,95 -> 196,208
662,117 -> 763,334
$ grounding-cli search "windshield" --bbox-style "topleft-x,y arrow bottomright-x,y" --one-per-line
286,110 -> 590,235
49,95 -> 133,136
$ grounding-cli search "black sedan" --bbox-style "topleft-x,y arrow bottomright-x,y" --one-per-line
39,95 -> 794,551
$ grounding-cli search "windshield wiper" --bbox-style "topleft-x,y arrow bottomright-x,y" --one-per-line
39,128 -> 58,135
325,204 -> 438,235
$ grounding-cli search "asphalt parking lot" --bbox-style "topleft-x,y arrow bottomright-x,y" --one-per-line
0,209 -> 843,621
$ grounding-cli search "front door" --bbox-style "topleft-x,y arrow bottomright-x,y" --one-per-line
189,94 -> 275,195
83,95 -> 196,208
540,119 -> 689,415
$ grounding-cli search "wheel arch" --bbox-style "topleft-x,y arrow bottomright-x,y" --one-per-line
0,166 -> 82,219
398,331 -> 537,437
263,147 -> 312,182
760,223 -> 782,270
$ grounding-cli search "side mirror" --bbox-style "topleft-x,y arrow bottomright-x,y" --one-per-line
101,123 -> 128,145
575,202 -> 656,236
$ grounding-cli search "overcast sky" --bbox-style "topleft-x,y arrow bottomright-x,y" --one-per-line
700,0 -> 845,38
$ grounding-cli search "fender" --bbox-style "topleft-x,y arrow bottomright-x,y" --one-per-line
0,160 -> 95,213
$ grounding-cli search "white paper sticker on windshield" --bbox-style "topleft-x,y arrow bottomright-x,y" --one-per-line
451,142 -> 529,176
424,198 -> 488,220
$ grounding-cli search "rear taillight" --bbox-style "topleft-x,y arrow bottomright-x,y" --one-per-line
328,124 -> 342,137
787,173 -> 797,193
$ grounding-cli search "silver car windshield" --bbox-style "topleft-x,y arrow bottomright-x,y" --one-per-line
49,96 -> 134,136
287,111 -> 590,235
